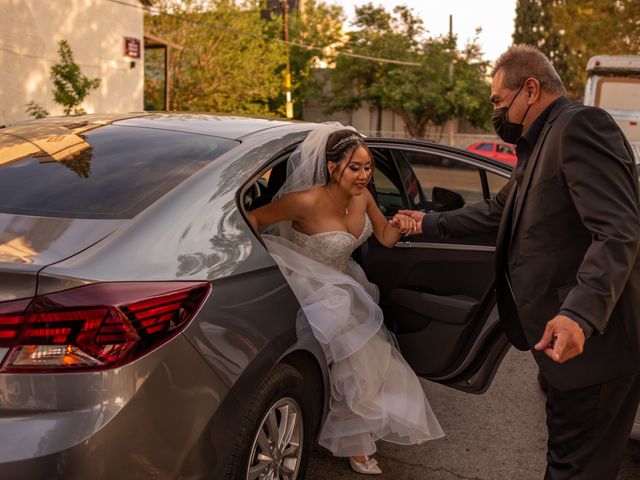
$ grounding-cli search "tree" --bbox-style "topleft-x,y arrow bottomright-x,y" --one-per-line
329,4 -> 491,138
381,35 -> 492,138
146,0 -> 286,114
512,0 -> 640,99
328,4 -> 421,135
283,0 -> 345,118
25,101 -> 49,119
513,0 -> 549,47
50,40 -> 101,115
449,38 -> 494,131
549,0 -> 640,98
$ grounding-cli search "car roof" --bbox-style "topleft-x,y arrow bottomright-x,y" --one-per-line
2,112 -> 296,141
0,113 -> 301,167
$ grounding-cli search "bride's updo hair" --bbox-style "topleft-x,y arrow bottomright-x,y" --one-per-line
325,129 -> 374,183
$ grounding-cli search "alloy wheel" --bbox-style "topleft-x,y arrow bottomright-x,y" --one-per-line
246,397 -> 303,480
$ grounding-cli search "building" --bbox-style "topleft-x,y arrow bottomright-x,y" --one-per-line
0,0 -> 149,125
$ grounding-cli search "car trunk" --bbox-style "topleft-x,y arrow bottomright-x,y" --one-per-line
0,213 -> 125,300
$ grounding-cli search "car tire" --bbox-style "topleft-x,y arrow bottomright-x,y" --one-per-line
225,363 -> 315,480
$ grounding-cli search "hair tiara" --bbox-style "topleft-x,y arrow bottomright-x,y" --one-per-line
328,133 -> 362,152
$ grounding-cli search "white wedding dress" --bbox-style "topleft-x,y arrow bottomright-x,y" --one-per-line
263,214 -> 444,457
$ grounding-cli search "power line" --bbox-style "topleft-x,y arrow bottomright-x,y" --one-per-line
102,0 -> 422,67
0,45 -> 131,71
286,40 -> 421,66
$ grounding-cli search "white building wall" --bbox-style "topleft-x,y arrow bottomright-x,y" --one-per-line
0,0 -> 144,124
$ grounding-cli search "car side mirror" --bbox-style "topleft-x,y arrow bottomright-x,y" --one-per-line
432,186 -> 464,211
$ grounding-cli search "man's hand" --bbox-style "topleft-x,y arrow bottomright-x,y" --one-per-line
397,210 -> 425,235
534,315 -> 586,363
389,213 -> 418,235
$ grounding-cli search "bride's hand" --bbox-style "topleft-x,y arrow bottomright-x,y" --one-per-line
389,213 -> 418,235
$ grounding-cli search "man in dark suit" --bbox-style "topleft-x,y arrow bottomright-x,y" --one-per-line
401,44 -> 640,479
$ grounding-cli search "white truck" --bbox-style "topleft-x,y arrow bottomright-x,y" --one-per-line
585,56 -> 640,441
584,55 -> 640,148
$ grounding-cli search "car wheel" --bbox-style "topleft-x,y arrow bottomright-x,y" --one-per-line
225,363 -> 315,480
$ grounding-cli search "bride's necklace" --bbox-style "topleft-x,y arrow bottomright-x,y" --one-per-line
326,184 -> 352,216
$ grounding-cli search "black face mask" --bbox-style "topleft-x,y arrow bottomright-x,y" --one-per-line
491,83 -> 532,144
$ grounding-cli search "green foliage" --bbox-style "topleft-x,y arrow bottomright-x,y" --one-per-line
146,0 -> 286,115
329,4 -> 491,137
512,0 -> 640,99
283,0 -> 346,117
50,40 -> 101,115
328,4 -> 413,121
25,101 -> 49,119
144,47 -> 168,110
513,0 -> 550,46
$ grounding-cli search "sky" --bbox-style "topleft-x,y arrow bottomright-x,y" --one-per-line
334,0 -> 518,62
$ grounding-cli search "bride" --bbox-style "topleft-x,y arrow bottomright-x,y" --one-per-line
247,123 -> 444,475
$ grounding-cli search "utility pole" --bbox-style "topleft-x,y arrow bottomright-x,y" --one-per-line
448,14 -> 455,147
282,0 -> 294,119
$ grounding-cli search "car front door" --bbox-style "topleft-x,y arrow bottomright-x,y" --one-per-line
363,138 -> 512,393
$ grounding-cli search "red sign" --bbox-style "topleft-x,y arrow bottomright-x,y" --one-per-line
124,37 -> 141,58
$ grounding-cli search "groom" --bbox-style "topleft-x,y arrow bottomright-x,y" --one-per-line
401,44 -> 640,479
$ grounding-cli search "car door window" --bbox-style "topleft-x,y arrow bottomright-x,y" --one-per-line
476,143 -> 493,152
370,149 -> 427,216
372,167 -> 405,216
486,170 -> 509,197
496,144 -> 514,155
394,151 -> 425,208
244,149 -> 294,211
402,150 -> 485,209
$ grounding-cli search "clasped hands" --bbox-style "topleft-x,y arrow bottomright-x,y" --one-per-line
394,210 -> 587,364
389,212 -> 420,235
391,210 -> 425,235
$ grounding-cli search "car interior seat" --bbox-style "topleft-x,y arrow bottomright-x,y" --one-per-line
248,160 -> 288,211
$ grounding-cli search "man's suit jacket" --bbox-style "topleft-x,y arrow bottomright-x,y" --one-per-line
430,97 -> 640,390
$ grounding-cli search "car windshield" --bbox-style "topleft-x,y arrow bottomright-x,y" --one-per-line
0,125 -> 238,219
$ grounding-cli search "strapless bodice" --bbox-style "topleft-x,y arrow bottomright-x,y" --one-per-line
290,214 -> 373,272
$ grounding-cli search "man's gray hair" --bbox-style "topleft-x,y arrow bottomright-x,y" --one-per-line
491,44 -> 567,96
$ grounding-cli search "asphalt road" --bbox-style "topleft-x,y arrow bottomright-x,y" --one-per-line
307,348 -> 640,480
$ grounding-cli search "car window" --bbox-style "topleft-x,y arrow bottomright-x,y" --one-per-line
496,144 -> 514,154
0,125 -> 238,219
486,170 -> 509,197
402,151 -> 484,210
372,167 -> 405,216
393,152 -> 424,208
245,158 -> 290,211
475,143 -> 494,152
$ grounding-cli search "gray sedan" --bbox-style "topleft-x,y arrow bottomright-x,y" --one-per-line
0,113 -> 635,479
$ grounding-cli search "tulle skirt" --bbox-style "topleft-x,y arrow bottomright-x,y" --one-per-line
263,234 -> 444,457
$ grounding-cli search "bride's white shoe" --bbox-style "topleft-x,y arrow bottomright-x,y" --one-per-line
349,456 -> 382,475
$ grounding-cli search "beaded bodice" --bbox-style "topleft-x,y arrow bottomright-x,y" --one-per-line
290,215 -> 373,272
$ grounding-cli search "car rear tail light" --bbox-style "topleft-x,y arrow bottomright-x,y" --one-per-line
0,282 -> 210,372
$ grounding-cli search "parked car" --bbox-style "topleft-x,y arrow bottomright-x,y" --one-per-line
0,113 -> 636,479
467,140 -> 517,166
